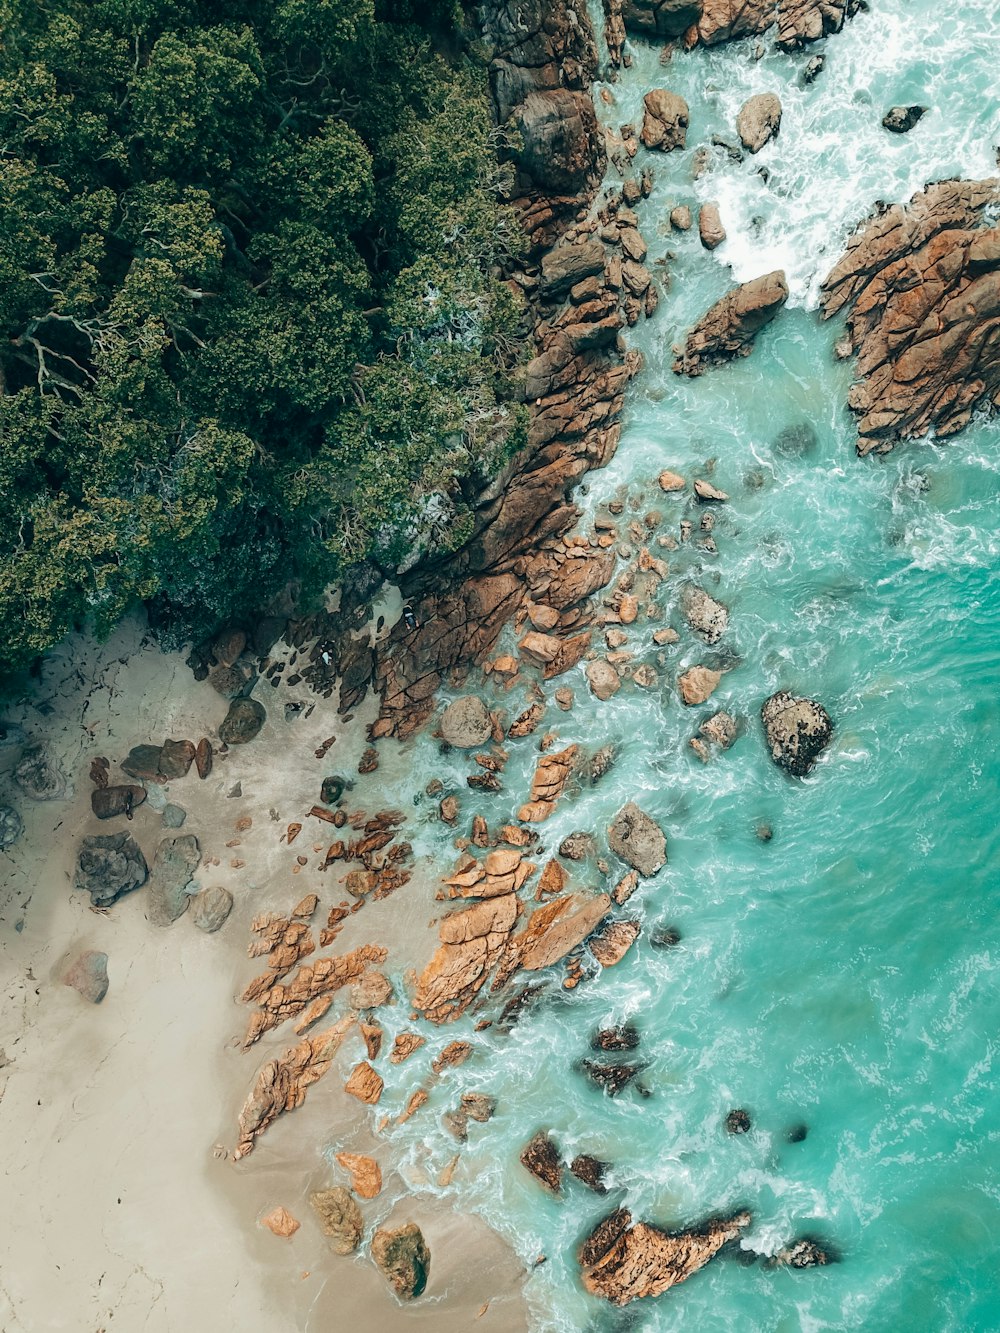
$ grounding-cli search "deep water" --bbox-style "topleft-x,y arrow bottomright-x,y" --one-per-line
365,4 -> 1000,1329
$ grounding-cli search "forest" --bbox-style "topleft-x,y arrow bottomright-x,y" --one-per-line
0,0 -> 526,680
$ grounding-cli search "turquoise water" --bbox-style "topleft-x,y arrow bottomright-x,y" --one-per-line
368,5 -> 1000,1329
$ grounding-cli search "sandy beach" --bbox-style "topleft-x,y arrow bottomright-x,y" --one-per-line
0,616 -> 527,1332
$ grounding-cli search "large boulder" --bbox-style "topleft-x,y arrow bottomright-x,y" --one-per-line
698,203 -> 726,250
608,803 -> 666,877
586,659 -> 622,701
309,1186 -> 363,1256
682,587 -> 729,644
219,697 -> 266,745
513,90 -> 603,195
520,1131 -> 562,1193
146,834 -> 201,926
158,739 -> 196,779
13,748 -> 66,801
75,832 -> 148,907
736,92 -> 781,153
761,691 -> 833,775
63,950 -> 109,1003
91,785 -> 146,820
540,240 -> 606,297
641,90 -> 689,151
371,1222 -> 430,1300
439,695 -> 492,748
675,272 -> 788,375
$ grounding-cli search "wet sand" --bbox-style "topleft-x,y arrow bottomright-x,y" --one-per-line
0,617 -> 527,1331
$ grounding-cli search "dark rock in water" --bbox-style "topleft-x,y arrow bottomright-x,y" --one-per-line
802,54 -> 825,83
786,1122 -> 809,1143
497,983 -> 547,1031
321,775 -> 349,805
756,822 -> 774,842
582,1061 -> 645,1097
592,1023 -> 641,1052
882,104 -> 927,133
63,950 -> 109,1003
219,697 -> 266,745
608,803 -> 666,877
0,805 -> 23,849
768,1236 -> 835,1268
520,1131 -> 562,1193
761,691 -> 833,775
91,785 -> 147,820
726,1108 -> 752,1134
76,832 -> 148,906
161,803 -> 187,828
189,885 -> 233,932
773,422 -> 818,457
14,747 -> 66,800
570,1154 -> 609,1193
121,743 -> 165,782
146,834 -> 200,926
371,1222 -> 430,1300
650,923 -> 682,948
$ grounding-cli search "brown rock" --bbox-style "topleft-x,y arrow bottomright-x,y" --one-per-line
658,469 -> 686,492
120,744 -> 164,783
586,659 -> 621,701
91,785 -> 147,820
669,205 -> 692,231
195,738 -> 213,779
62,950 -> 109,1003
310,1185 -> 363,1255
371,1222 -> 430,1300
219,698 -> 266,745
517,745 -> 578,822
513,892 -> 612,973
350,971 -> 394,1010
414,893 -> 521,1023
682,587 -> 729,643
440,695 -> 492,748
694,479 -> 729,502
336,1152 -> 382,1199
520,1131 -> 562,1193
359,1020 -> 382,1057
390,1032 -> 425,1064
439,795 -> 460,825
570,1154 -> 609,1193
698,202 -> 726,250
579,1208 -> 752,1305
679,666 -> 722,705
675,272 -> 788,375
589,919 -> 641,966
461,1092 -> 496,1122
736,92 -> 781,153
761,691 -> 833,775
641,90 -> 689,151
241,943 -> 388,1048
432,1040 -> 473,1074
261,1206 -> 300,1238
345,1061 -> 384,1105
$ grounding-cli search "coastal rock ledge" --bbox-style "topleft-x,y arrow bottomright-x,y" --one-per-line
761,691 -> 833,775
579,1207 -> 751,1305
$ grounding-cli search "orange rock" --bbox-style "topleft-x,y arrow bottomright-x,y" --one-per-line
390,1032 -> 425,1063
345,1061 -> 384,1105
261,1206 -> 300,1238
432,1041 -> 473,1074
293,995 -> 333,1034
589,920 -> 641,966
242,943 -> 388,1048
291,893 -> 319,919
537,859 -> 567,898
286,823 -> 302,845
360,1021 -> 383,1059
336,1152 -> 382,1199
678,666 -> 722,705
517,745 -> 578,822
397,1088 -> 429,1123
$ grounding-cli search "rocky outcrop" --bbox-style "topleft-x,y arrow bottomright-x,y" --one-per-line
675,272 -> 788,375
241,943 -> 388,1047
62,950 -> 109,1003
310,1185 -> 363,1255
414,893 -> 522,1023
371,1223 -> 430,1300
821,179 -> 1000,454
589,919 -> 641,966
737,93 -> 781,153
641,90 -> 689,151
440,695 -> 492,748
75,832 -> 148,907
608,803 -> 666,876
579,1208 -> 751,1304
678,0 -> 861,49
336,1152 -> 382,1199
622,0 -> 702,38
761,691 -> 833,775
234,1017 -> 354,1158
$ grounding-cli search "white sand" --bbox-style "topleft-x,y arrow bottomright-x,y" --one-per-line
0,616 -> 527,1331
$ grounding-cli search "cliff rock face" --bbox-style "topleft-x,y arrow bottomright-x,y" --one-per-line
579,1207 -> 751,1304
675,272 -> 788,375
821,179 -> 1000,454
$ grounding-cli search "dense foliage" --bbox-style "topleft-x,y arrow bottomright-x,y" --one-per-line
0,0 -> 526,678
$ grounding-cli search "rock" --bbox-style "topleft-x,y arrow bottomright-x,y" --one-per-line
623,0 -> 702,39
391,1033 -> 425,1064
520,1131 -> 562,1193
75,832 -> 148,907
820,179 -> 1000,453
461,1092 -> 496,1122
588,743 -> 619,784
675,272 -> 788,375
349,971 -> 394,1010
0,805 -> 23,849
261,1206 -> 300,1237
513,90 -> 604,196
579,1208 -> 752,1305
769,1237 -> 834,1268
559,832 -> 595,861
431,1040 -> 473,1074
694,479 -> 729,502
219,697 -> 266,745
540,239 -> 606,296
570,1154 -> 609,1192
582,1060 -> 644,1096
679,666 -> 722,705
345,1061 -> 384,1104
726,1108 -> 751,1134
14,747 -> 66,800
439,795 -> 459,825
669,205 -> 692,232
371,1222 -> 430,1300
189,885 -> 233,932
736,92 -> 781,153
589,919 -> 641,966
593,1023 -> 640,1052
518,745 -> 577,822
699,711 -> 737,749
194,738 -> 213,779
90,785 -> 146,820
786,1122 -> 808,1142
698,202 -> 726,250
653,627 -> 679,646
802,53 -> 825,83
121,744 -> 164,783
882,104 -> 927,134
62,950 -> 109,1003
440,695 -> 492,748
158,739 -> 196,779
756,822 -> 773,841
310,1186 -> 363,1255
658,469 -> 686,491
650,923 -> 682,948
146,834 -> 200,926
208,664 -> 246,699
773,421 -> 818,456
414,893 -> 521,1023
335,1152 -> 382,1199
587,659 -> 621,701
682,587 -> 729,643
641,90 -> 689,151
680,0 -> 861,48
608,803 -> 666,876
761,691 -> 833,775
161,802 -> 187,828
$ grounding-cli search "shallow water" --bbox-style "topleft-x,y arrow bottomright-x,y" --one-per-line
364,5 -> 1000,1329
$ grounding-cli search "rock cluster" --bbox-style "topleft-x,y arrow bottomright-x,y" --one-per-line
675,272 -> 788,376
821,178 -> 1000,453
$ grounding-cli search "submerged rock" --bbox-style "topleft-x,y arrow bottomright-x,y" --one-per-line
371,1222 -> 430,1300
75,832 -> 148,907
582,1061 -> 645,1096
608,803 -> 666,877
63,950 -> 109,1003
146,834 -> 201,926
768,1237 -> 835,1268
440,695 -> 491,748
592,1023 -> 641,1052
761,691 -> 833,775
310,1186 -> 363,1255
650,923 -> 682,949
